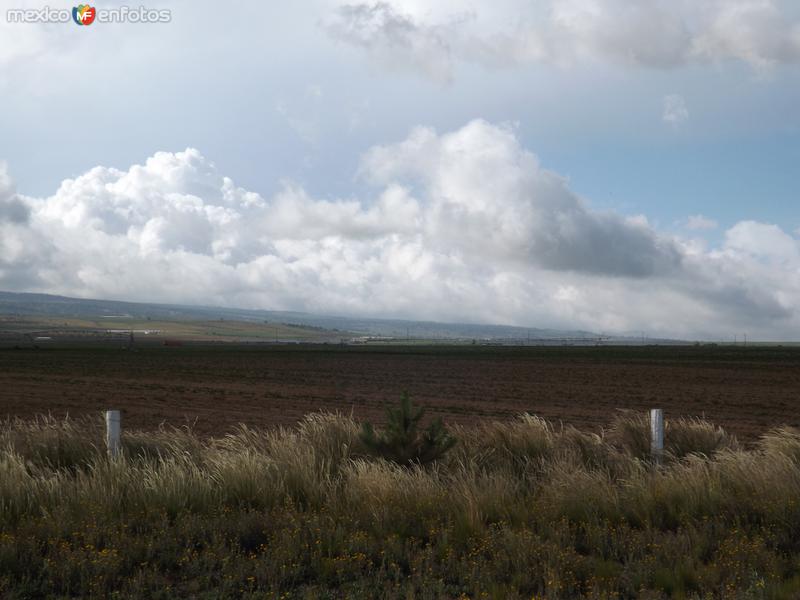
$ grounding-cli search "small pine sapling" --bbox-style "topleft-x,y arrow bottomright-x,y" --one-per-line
360,392 -> 456,466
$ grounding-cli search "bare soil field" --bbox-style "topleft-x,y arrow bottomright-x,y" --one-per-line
1,343 -> 798,440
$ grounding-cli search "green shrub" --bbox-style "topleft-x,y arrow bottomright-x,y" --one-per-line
359,393 -> 457,466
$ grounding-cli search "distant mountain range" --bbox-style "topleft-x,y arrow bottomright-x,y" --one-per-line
0,290 -> 673,343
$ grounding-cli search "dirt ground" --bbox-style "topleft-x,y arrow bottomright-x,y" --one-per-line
1,343 -> 799,441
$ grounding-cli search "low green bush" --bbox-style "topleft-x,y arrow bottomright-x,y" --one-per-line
359,393 -> 457,466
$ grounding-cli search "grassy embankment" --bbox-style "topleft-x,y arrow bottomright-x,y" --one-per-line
2,411 -> 800,598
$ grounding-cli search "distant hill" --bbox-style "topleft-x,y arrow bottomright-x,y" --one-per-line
0,290 -> 673,343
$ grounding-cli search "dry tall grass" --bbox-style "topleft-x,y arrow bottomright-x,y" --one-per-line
2,411 -> 800,598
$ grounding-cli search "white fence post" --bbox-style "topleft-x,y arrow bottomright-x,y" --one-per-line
650,408 -> 664,464
105,410 -> 121,458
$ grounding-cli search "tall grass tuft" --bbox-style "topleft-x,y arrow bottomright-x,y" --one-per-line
606,409 -> 651,460
448,413 -> 554,475
665,416 -> 738,459
758,426 -> 800,465
0,414 -> 101,471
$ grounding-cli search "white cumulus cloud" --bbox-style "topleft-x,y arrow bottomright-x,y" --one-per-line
1,120 -> 799,340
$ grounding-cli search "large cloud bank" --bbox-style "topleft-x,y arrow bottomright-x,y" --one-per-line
326,0 -> 800,81
1,120 -> 798,339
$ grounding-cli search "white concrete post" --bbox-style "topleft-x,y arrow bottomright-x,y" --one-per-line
650,408 -> 664,464
105,410 -> 121,458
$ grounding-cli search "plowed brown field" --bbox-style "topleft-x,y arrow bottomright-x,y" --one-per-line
2,343 -> 799,441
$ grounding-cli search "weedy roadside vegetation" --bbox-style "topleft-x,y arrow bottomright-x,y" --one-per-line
2,405 -> 800,599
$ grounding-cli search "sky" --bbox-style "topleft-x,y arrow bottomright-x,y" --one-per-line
0,0 -> 799,340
